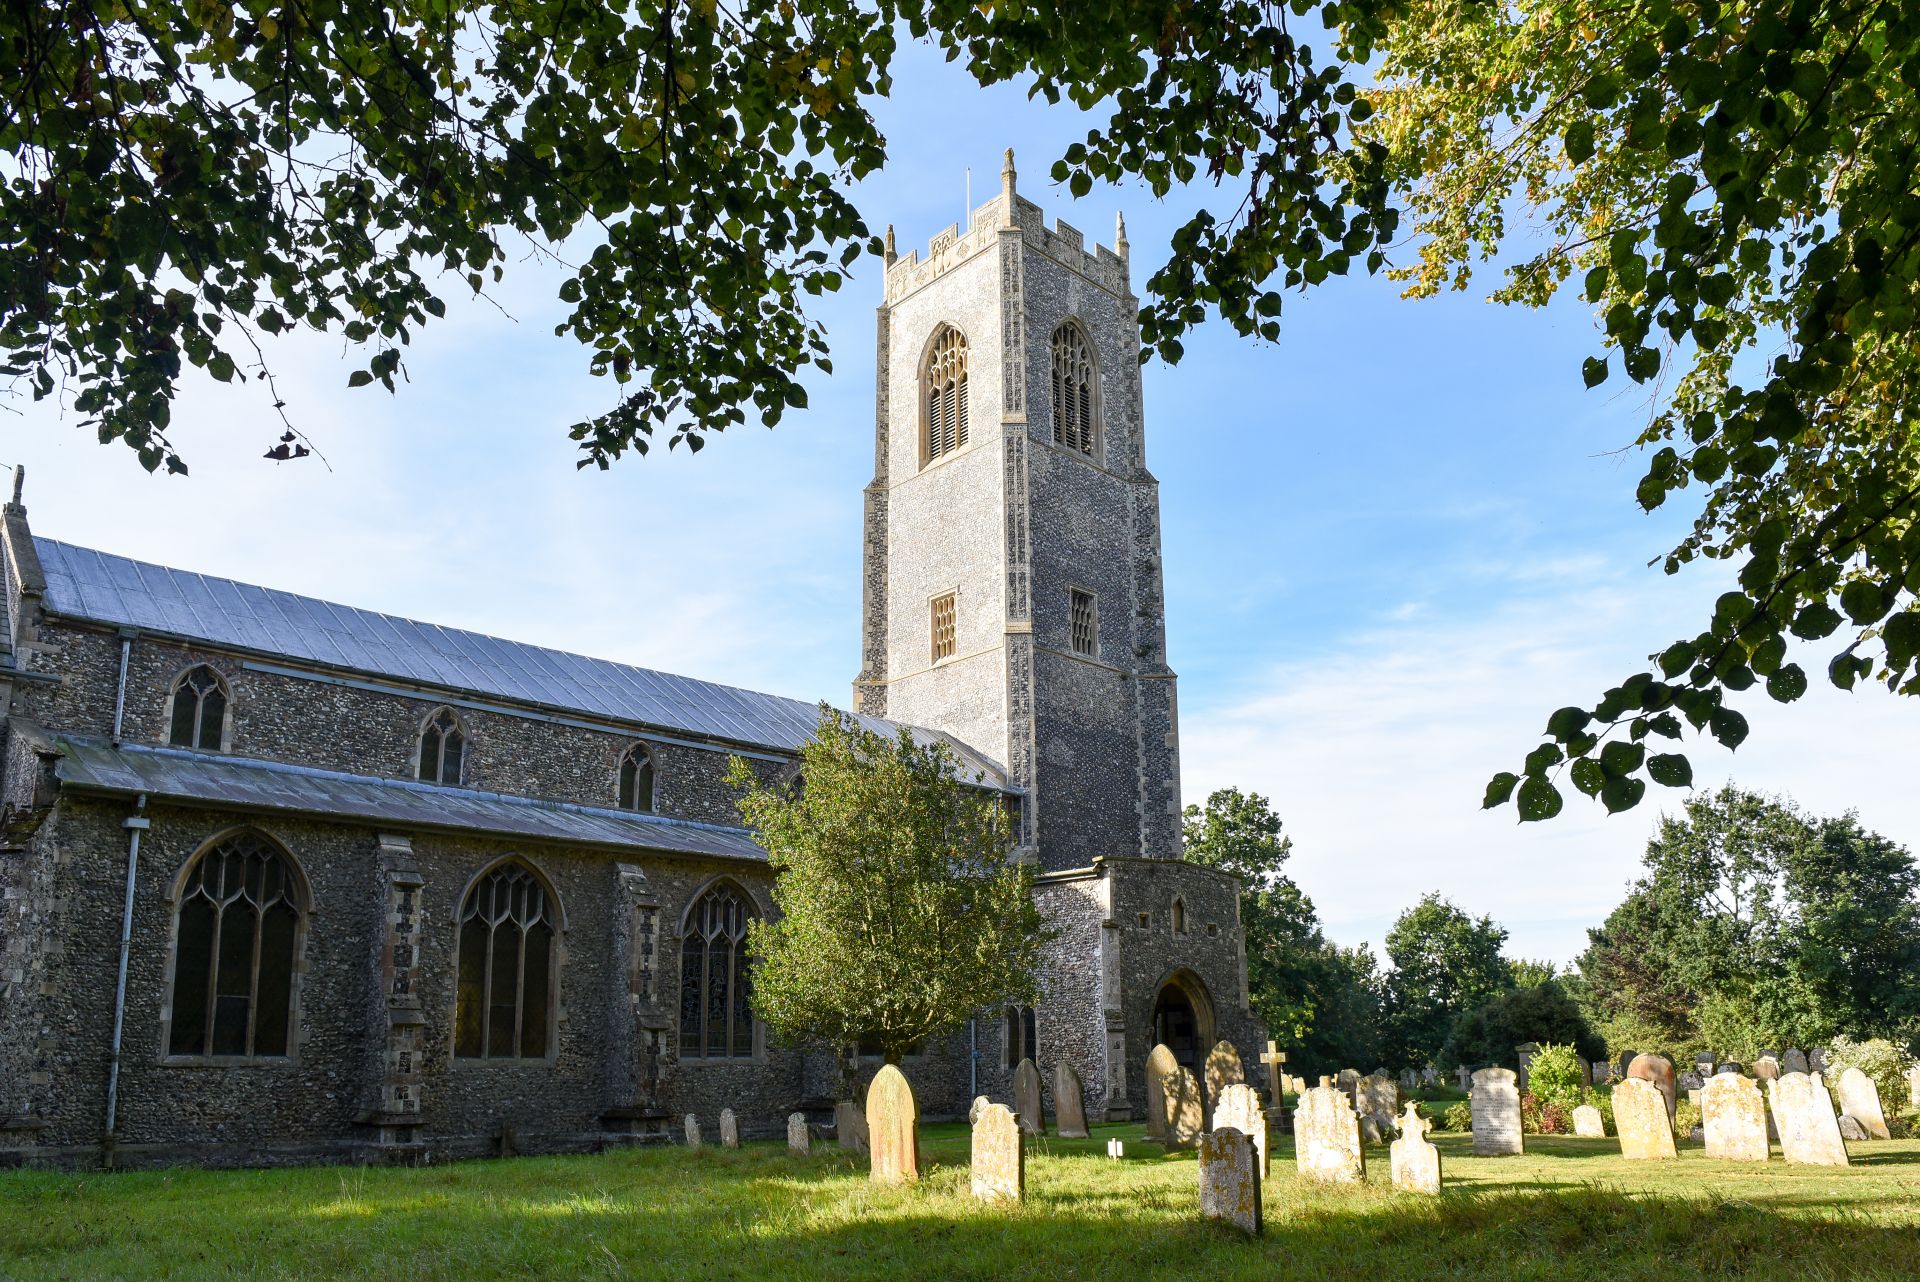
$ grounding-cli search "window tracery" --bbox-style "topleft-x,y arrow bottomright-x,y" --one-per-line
454,860 -> 558,1059
924,326 -> 970,463
168,665 -> 228,751
1050,322 -> 1097,455
679,882 -> 757,1059
166,830 -> 304,1059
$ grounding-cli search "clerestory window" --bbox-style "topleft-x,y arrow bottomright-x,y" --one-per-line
168,665 -> 229,751
618,744 -> 656,812
417,706 -> 466,785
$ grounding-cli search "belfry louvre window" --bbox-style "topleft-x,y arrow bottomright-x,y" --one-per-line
931,592 -> 957,662
168,665 -> 228,751
924,326 -> 970,462
455,861 -> 557,1059
1051,323 -> 1096,454
418,707 -> 465,785
1069,588 -> 1098,657
618,744 -> 656,812
680,882 -> 758,1059
167,831 -> 304,1059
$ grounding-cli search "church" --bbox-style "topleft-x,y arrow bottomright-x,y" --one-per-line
0,157 -> 1264,1168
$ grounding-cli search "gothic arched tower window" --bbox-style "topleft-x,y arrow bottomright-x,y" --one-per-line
679,881 -> 758,1059
417,706 -> 466,785
618,743 -> 656,812
454,859 -> 559,1059
166,829 -> 307,1060
168,664 -> 229,751
922,325 -> 970,464
1050,321 -> 1097,455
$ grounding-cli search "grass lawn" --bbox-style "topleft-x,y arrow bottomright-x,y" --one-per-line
3,1124 -> 1918,1281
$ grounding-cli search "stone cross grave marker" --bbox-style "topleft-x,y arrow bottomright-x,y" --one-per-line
1198,1127 -> 1262,1237
1471,1067 -> 1524,1156
787,1112 -> 810,1154
1572,1104 -> 1606,1138
1454,1065 -> 1475,1092
1700,1073 -> 1767,1162
970,1101 -> 1024,1204
684,1114 -> 702,1148
1627,1052 -> 1678,1124
867,1063 -> 920,1184
836,1099 -> 869,1154
1205,1041 -> 1246,1115
1144,1044 -> 1178,1141
1295,1078 -> 1366,1183
719,1108 -> 740,1149
1390,1101 -> 1441,1194
1835,1067 -> 1891,1141
1164,1066 -> 1205,1150
1013,1058 -> 1046,1137
1054,1060 -> 1091,1139
1615,1077 -> 1678,1160
1769,1072 -> 1849,1166
1213,1082 -> 1269,1176
1259,1042 -> 1288,1108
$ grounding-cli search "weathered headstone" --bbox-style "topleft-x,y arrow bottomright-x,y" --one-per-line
719,1108 -> 740,1149
1296,1078 -> 1366,1182
1357,1072 -> 1398,1133
1835,1067 -> 1891,1141
1198,1127 -> 1262,1237
1694,1052 -> 1717,1081
1205,1040 -> 1246,1113
836,1099 -> 869,1154
1808,1048 -> 1829,1073
1144,1044 -> 1178,1141
1700,1073 -> 1768,1162
867,1064 -> 919,1184
1628,1052 -> 1678,1124
1781,1048 -> 1809,1075
684,1113 -> 702,1148
1471,1067 -> 1524,1157
1617,1049 -> 1639,1079
1336,1067 -> 1362,1101
1516,1042 -> 1539,1093
1687,1088 -> 1703,1108
1400,1068 -> 1418,1092
1052,1061 -> 1090,1138
1839,1114 -> 1870,1141
970,1101 -> 1023,1203
1908,1064 -> 1920,1111
1454,1065 -> 1475,1093
968,1094 -> 990,1126
1389,1102 -> 1441,1194
1717,1061 -> 1745,1077
1213,1082 -> 1269,1176
1572,1104 -> 1607,1138
1753,1055 -> 1781,1083
1679,1071 -> 1706,1093
1012,1058 -> 1046,1136
1575,1055 -> 1593,1088
1359,1114 -> 1385,1146
787,1112 -> 810,1154
1768,1072 -> 1849,1167
1164,1066 -> 1205,1149
1614,1077 -> 1678,1160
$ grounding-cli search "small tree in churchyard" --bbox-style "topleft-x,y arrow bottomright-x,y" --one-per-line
730,707 -> 1047,1066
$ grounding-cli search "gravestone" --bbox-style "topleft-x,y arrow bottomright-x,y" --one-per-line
684,1114 -> 702,1148
969,1102 -> 1023,1203
867,1064 -> 919,1184
1421,1065 -> 1439,1088
1614,1077 -> 1678,1160
1835,1067 -> 1891,1141
1400,1068 -> 1418,1092
787,1112 -> 810,1154
1628,1052 -> 1678,1124
1012,1058 -> 1046,1136
1357,1072 -> 1398,1133
1359,1114 -> 1385,1146
1144,1044 -> 1178,1141
1516,1042 -> 1540,1093
1205,1040 -> 1247,1113
836,1099 -> 869,1154
1700,1073 -> 1768,1162
1592,1060 -> 1615,1086
719,1108 -> 740,1149
1572,1104 -> 1607,1138
1618,1049 -> 1639,1079
1198,1127 -> 1262,1237
1679,1071 -> 1705,1093
1767,1072 -> 1849,1167
1455,1066 -> 1475,1093
1687,1088 -> 1703,1108
968,1095 -> 990,1126
1259,1041 -> 1288,1109
1908,1064 -> 1920,1110
1213,1082 -> 1270,1176
1471,1067 -> 1524,1157
1389,1102 -> 1441,1194
1336,1068 -> 1362,1101
1782,1048 -> 1809,1075
1296,1078 -> 1366,1183
1575,1055 -> 1593,1088
1053,1061 -> 1091,1138
1839,1114 -> 1870,1141
1694,1052 -> 1716,1080
1753,1055 -> 1781,1083
1808,1048 -> 1829,1073
1164,1066 -> 1205,1149
1718,1061 -> 1745,1076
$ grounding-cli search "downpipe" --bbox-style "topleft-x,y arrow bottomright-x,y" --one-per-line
103,793 -> 149,1167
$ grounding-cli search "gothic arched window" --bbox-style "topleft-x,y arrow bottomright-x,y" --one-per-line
168,665 -> 229,751
1003,1003 -> 1038,1070
1050,321 -> 1097,455
454,860 -> 559,1059
679,881 -> 758,1059
1171,897 -> 1187,935
618,744 -> 656,812
166,830 -> 306,1059
417,706 -> 466,785
923,325 -> 970,464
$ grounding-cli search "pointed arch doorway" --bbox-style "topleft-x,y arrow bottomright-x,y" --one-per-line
1151,969 -> 1217,1077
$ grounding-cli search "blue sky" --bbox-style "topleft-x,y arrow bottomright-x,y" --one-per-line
8,41 -> 1914,966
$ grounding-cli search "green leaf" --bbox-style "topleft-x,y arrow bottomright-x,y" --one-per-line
1709,707 -> 1749,750
1570,757 -> 1606,796
1516,775 -> 1564,822
347,370 -> 373,388
1647,753 -> 1693,787
1564,120 -> 1595,164
1582,356 -> 1608,387
1546,707 -> 1591,741
1599,740 -> 1645,776
1765,663 -> 1807,702
1601,775 -> 1646,814
1482,772 -> 1519,809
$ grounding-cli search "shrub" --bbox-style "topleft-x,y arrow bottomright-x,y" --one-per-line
1824,1036 -> 1914,1110
1526,1043 -> 1587,1111
1675,1098 -> 1701,1136
1588,1088 -> 1615,1132
1519,1091 -> 1544,1135
1539,1100 -> 1572,1135
1442,1100 -> 1473,1132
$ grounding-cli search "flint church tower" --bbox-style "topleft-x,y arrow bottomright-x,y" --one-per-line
854,153 -> 1262,1118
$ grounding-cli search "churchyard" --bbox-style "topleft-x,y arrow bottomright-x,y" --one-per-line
3,1117 -> 1916,1281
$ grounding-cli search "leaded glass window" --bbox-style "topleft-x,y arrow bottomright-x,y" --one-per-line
1050,322 -> 1096,454
924,326 -> 970,463
167,831 -> 304,1059
454,861 -> 557,1059
618,744 -> 656,812
168,665 -> 228,751
931,592 -> 957,663
679,882 -> 757,1059
418,707 -> 465,785
1070,588 -> 1098,657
